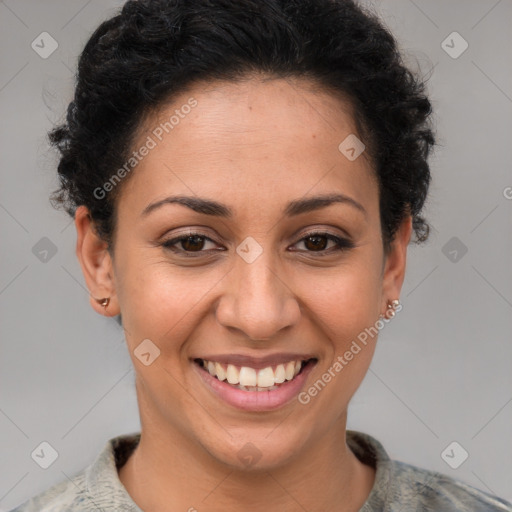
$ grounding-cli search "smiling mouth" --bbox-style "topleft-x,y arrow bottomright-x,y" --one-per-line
194,358 -> 317,392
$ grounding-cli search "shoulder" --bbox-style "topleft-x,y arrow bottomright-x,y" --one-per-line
9,433 -> 142,512
388,458 -> 512,512
346,430 -> 512,512
9,474 -> 140,512
8,472 -> 90,512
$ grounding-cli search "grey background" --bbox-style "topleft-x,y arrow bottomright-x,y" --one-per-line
1,0 -> 511,509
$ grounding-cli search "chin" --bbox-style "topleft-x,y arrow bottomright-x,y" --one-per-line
202,428 -> 306,472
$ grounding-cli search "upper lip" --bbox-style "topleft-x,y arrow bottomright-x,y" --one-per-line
193,353 -> 317,370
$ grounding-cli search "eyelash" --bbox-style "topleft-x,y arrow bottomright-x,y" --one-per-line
161,231 -> 355,257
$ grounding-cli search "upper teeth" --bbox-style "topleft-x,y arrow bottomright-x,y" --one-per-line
201,359 -> 304,388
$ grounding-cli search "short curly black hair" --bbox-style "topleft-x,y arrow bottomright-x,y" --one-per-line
49,0 -> 436,253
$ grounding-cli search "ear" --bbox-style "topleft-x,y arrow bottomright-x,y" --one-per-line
380,215 -> 413,316
75,205 -> 120,317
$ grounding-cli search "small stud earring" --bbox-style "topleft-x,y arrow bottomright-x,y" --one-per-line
386,298 -> 401,318
94,297 -> 110,309
379,298 -> 401,319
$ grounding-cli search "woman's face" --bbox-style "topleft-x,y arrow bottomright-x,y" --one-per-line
77,77 -> 410,470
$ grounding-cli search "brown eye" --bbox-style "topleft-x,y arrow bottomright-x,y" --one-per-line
303,234 -> 329,251
180,235 -> 206,251
162,232 -> 220,256
293,232 -> 354,254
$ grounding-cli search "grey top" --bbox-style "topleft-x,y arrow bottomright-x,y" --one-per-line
10,430 -> 512,511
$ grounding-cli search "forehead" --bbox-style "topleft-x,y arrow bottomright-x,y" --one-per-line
117,77 -> 378,220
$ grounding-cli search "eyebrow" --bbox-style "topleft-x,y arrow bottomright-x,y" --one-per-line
141,193 -> 367,219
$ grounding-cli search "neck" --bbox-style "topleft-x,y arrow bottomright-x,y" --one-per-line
119,414 -> 375,512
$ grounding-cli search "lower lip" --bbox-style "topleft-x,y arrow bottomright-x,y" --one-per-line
193,359 -> 317,412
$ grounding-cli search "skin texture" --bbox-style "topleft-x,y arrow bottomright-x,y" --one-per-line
75,76 -> 412,512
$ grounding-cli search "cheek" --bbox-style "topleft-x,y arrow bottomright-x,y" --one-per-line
294,265 -> 382,415
294,258 -> 382,341
115,252 -> 225,346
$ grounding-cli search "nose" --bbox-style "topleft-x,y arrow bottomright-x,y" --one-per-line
215,252 -> 301,341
